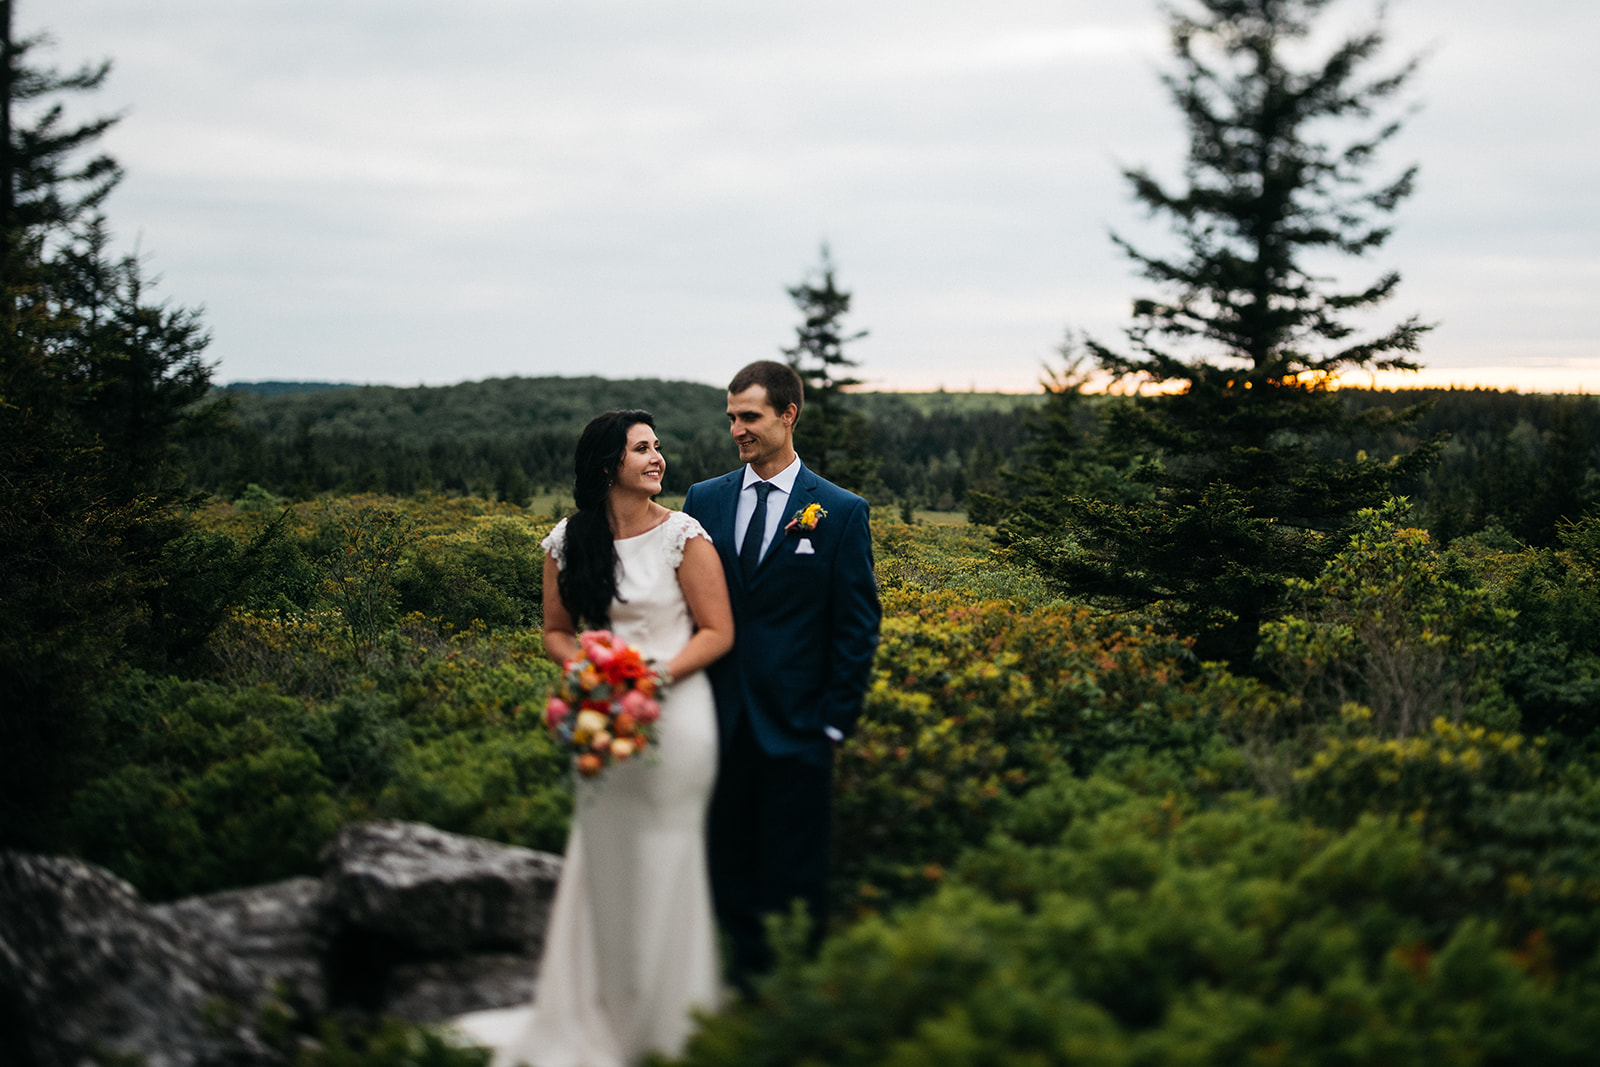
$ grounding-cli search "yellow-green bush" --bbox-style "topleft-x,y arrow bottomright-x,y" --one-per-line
1258,500 -> 1516,737
834,590 -> 1269,917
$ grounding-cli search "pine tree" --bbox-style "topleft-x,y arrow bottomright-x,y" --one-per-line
0,6 -> 222,844
1022,0 -> 1442,665
781,244 -> 874,491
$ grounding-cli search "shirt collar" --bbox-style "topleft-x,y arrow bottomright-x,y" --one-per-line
742,453 -> 802,494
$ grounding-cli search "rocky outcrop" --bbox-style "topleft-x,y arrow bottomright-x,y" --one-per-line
0,822 -> 563,1066
0,853 -> 277,1067
320,821 -> 560,1020
150,877 -> 328,1016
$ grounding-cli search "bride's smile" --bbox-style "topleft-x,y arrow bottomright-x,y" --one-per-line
615,423 -> 666,496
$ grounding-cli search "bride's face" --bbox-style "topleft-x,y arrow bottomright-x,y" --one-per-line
613,422 -> 665,497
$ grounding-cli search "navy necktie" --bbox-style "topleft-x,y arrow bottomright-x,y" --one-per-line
740,481 -> 774,579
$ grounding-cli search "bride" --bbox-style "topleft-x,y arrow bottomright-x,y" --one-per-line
457,409 -> 733,1066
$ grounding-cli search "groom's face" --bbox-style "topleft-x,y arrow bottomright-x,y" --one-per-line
727,385 -> 795,470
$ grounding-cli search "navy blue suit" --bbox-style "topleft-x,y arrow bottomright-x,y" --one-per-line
683,462 -> 880,981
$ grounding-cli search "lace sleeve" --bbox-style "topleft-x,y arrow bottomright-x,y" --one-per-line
541,518 -> 570,571
664,512 -> 712,569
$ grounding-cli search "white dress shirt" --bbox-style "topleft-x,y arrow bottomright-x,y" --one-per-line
733,454 -> 801,568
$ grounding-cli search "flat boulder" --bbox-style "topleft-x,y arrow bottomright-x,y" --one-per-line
322,821 -> 560,957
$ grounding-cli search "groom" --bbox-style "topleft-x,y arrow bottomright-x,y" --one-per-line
683,360 -> 881,987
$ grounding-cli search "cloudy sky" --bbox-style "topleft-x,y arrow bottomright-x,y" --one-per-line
37,0 -> 1600,393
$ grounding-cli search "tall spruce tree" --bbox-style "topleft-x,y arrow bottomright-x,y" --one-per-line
1022,0 -> 1441,665
1,5 -> 220,844
781,244 -> 874,491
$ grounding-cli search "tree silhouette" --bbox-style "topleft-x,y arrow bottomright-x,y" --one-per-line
1,6 -> 221,844
1021,0 -> 1442,665
781,244 -> 874,491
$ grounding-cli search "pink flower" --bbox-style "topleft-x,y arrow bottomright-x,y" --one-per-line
621,688 -> 661,724
544,697 -> 570,727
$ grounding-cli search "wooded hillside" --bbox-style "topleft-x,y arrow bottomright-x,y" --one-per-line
193,378 -> 1600,549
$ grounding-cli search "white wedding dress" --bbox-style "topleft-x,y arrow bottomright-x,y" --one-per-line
455,512 -> 723,1066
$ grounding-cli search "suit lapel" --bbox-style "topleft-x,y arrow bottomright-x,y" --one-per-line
717,473 -> 743,575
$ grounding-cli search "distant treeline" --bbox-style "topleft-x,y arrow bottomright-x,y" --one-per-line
192,379 -> 1600,543
191,378 -> 1038,510
1348,388 -> 1600,545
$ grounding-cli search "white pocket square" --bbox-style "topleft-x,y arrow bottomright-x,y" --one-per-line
795,538 -> 816,555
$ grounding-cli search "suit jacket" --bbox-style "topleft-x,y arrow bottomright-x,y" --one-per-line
683,462 -> 881,762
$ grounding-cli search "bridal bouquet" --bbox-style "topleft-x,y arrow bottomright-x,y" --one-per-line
543,630 -> 663,779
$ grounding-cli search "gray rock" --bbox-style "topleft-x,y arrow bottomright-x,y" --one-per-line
0,852 -> 278,1067
152,877 -> 328,1015
384,954 -> 538,1022
0,822 -> 563,1059
322,821 -> 561,957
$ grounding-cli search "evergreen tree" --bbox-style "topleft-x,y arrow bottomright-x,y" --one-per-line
781,244 -> 874,491
972,336 -> 1151,529
1022,0 -> 1442,665
0,6 -> 221,844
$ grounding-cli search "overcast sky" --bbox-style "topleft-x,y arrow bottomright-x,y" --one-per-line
36,0 -> 1600,393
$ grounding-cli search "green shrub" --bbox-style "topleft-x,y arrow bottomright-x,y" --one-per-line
317,504 -> 418,651
62,673 -> 341,897
872,520 -> 1053,610
394,516 -> 549,632
1292,716 -> 1600,974
1258,500 -> 1516,738
62,619 -> 566,899
283,1016 -> 490,1067
679,774 -> 1600,1066
834,594 -> 1265,918
377,728 -> 570,853
1488,513 -> 1600,749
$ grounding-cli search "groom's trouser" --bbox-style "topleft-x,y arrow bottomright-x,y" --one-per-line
708,713 -> 832,986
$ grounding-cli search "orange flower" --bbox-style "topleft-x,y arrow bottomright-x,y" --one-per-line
605,647 -> 649,684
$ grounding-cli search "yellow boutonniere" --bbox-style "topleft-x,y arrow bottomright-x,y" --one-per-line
785,502 -> 827,534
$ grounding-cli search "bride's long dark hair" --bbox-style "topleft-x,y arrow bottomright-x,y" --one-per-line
557,409 -> 656,628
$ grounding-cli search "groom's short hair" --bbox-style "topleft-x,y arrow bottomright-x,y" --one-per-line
729,361 -> 803,421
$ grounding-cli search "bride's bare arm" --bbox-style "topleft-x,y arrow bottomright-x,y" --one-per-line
670,535 -> 735,680
541,554 -> 581,665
